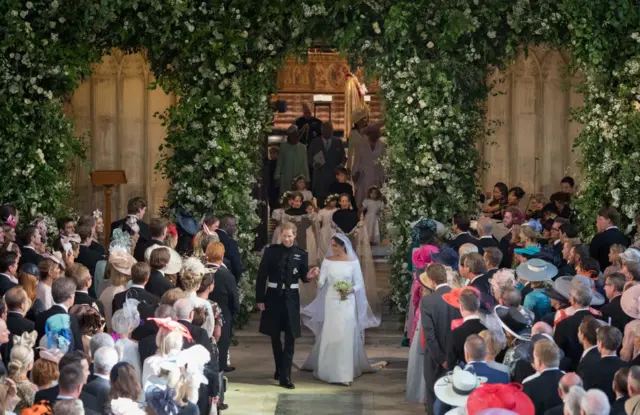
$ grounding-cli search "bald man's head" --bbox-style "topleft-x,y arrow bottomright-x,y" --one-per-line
559,372 -> 583,399
532,321 -> 553,336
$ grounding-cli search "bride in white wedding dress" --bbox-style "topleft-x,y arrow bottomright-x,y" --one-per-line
300,233 -> 382,385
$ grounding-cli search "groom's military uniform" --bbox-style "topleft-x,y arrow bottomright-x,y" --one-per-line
256,243 -> 310,386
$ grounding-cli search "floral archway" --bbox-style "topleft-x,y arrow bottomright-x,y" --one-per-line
1,0 -> 639,320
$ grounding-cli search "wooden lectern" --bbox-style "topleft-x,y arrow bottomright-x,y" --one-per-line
91,170 -> 127,246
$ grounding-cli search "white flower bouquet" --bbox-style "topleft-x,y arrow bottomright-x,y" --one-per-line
333,281 -> 353,301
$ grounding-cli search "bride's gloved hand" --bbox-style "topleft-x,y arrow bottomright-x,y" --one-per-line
307,267 -> 320,279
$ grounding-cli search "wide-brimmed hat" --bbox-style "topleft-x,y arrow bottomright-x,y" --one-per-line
351,107 -> 369,124
175,209 -> 200,236
42,252 -> 65,269
546,287 -> 569,302
466,383 -> 534,415
515,258 -> 557,282
513,246 -> 540,258
145,245 -> 183,275
443,286 -> 481,309
494,305 -> 533,341
621,247 -> 640,263
109,248 -> 137,275
622,284 -> 640,319
435,367 -> 487,407
552,275 -> 605,306
432,246 -> 459,271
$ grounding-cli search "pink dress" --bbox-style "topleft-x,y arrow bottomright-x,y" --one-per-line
408,245 -> 439,344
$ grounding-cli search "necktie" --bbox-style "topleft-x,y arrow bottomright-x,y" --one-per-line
324,139 -> 330,151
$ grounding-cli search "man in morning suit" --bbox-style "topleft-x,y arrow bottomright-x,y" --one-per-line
18,225 -> 43,268
576,315 -> 601,379
0,252 -> 19,297
589,206 -> 631,272
582,325 -> 629,403
523,339 -> 565,415
110,196 -> 151,242
134,217 -> 167,262
76,225 -> 104,279
483,247 -> 502,282
255,223 -> 318,389
543,372 -> 584,415
611,368 -> 630,414
83,347 -> 118,412
476,217 -> 500,252
69,263 -> 104,316
146,246 -> 175,298
4,286 -> 35,365
35,278 -> 84,352
112,262 -> 159,339
307,121 -> 346,207
216,215 -> 243,284
460,252 -> 491,302
420,263 -> 461,415
554,284 -> 600,371
602,272 -> 633,333
447,213 -> 481,254
446,288 -> 487,370
463,335 -> 509,384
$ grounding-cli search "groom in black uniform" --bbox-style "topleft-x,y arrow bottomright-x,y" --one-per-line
256,222 -> 319,389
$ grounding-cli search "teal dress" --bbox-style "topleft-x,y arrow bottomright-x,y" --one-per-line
523,288 -> 552,321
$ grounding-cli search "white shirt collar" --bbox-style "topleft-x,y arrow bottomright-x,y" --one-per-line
95,373 -> 110,381
575,307 -> 590,313
581,345 -> 598,359
55,303 -> 68,312
470,274 -> 484,284
606,226 -> 618,231
76,290 -> 88,295
480,236 -> 493,239
541,367 -> 561,374
435,283 -> 450,291
455,232 -> 469,238
463,315 -> 481,322
56,395 -> 75,400
22,245 -> 36,251
601,353 -> 618,358
157,269 -> 165,276
554,239 -> 562,246
8,310 -> 24,317
131,284 -> 145,289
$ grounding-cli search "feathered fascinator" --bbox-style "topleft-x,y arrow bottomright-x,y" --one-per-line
181,256 -> 206,276
148,318 -> 193,343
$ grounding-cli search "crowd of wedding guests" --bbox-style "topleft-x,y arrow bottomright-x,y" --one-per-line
406,176 -> 640,415
0,197 -> 243,415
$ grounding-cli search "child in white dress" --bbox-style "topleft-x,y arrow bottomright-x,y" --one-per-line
362,186 -> 384,244
271,191 -> 293,245
293,175 -> 314,203
317,194 -> 339,258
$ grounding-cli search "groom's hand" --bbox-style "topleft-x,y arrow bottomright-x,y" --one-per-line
257,303 -> 265,311
306,267 -> 320,279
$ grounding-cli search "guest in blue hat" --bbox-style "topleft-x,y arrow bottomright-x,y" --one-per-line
516,259 -> 557,321
175,208 -> 200,255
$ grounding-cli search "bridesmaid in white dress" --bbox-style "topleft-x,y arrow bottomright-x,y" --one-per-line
362,186 -> 384,244
317,194 -> 339,258
300,234 -> 381,385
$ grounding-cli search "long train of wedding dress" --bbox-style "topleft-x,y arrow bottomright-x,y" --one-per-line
300,235 -> 381,384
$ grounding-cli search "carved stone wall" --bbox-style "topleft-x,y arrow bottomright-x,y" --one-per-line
66,48 -> 582,217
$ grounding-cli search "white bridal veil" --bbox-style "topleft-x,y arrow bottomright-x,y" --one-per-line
301,233 -> 380,336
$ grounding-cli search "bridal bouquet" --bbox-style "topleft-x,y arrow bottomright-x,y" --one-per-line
334,281 -> 353,301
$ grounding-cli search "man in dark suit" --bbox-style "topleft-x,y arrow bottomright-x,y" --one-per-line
18,225 -> 43,268
0,252 -> 19,297
523,339 -> 565,415
420,263 -> 462,415
463,335 -> 509,384
34,350 -> 100,413
216,215 -> 243,284
611,367 -> 630,414
554,284 -> 600,371
146,246 -> 175,298
590,206 -> 631,272
446,288 -> 487,370
483,247 -> 502,282
602,273 -> 633,332
460,252 -> 494,307
307,122 -> 346,207
112,262 -> 159,338
255,224 -> 318,389
111,196 -> 151,242
4,286 -> 35,365
583,325 -> 628,402
447,213 -> 481,254
134,217 -> 167,262
543,372 -> 584,415
83,346 -> 118,412
476,217 -> 500,252
498,207 -> 518,268
76,225 -> 104,279
35,278 -> 84,352
68,263 -> 104,316
576,316 -> 601,379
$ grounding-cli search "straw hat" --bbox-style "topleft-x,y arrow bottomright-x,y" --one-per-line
515,258 -> 557,282
434,367 -> 487,408
351,107 -> 369,124
145,245 -> 183,275
109,248 -> 137,275
621,283 -> 640,319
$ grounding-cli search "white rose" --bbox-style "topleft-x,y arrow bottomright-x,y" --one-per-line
427,41 -> 435,49
372,22 -> 381,34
